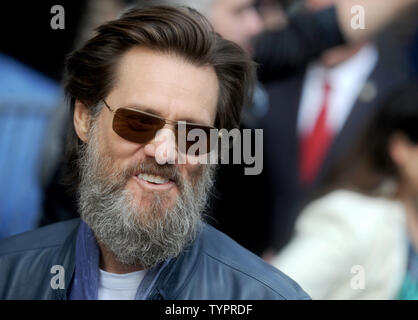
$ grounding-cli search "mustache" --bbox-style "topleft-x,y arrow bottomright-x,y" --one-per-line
124,158 -> 185,190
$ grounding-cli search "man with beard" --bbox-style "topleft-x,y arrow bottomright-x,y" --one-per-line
0,6 -> 309,300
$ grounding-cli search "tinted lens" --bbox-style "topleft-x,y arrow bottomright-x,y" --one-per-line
176,123 -> 214,155
112,108 -> 165,143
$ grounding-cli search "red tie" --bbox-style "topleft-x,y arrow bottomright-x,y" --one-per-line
299,79 -> 333,186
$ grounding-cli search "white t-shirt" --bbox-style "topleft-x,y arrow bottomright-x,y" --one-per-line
98,268 -> 146,300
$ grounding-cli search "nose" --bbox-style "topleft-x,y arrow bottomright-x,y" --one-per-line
143,127 -> 178,165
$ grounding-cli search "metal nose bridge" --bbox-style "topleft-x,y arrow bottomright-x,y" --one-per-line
161,118 -> 180,127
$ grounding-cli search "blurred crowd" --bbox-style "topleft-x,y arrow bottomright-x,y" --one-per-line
1,0 -> 418,299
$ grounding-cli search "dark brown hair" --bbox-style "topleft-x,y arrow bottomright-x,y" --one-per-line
63,5 -> 256,191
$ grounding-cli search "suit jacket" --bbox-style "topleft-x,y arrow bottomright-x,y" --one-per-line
262,43 -> 409,250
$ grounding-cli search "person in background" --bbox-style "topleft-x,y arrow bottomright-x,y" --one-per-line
0,53 -> 60,239
253,0 -> 417,82
0,1 -> 88,239
270,82 -> 418,299
261,0 -> 416,254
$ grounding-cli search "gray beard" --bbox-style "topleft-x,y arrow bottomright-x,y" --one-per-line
77,122 -> 216,269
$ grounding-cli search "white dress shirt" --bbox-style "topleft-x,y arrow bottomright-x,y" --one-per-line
297,44 -> 379,137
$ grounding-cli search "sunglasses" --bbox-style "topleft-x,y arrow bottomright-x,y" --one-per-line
103,99 -> 218,154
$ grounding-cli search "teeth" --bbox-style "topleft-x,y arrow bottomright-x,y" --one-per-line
137,173 -> 169,184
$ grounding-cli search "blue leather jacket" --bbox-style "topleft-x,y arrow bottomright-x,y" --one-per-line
0,219 -> 310,299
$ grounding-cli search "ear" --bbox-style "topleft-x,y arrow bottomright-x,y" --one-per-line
388,132 -> 410,168
73,100 -> 90,142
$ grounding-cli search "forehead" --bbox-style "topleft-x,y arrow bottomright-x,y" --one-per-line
109,46 -> 219,125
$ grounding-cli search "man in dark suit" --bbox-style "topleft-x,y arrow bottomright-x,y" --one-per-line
262,0 -> 411,253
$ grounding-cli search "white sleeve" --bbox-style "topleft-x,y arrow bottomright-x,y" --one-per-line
270,191 -> 407,300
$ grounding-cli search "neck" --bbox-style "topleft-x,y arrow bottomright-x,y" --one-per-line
320,43 -> 364,69
98,243 -> 144,274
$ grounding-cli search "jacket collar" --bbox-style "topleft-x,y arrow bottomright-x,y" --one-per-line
51,219 -> 79,300
61,219 -> 175,300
